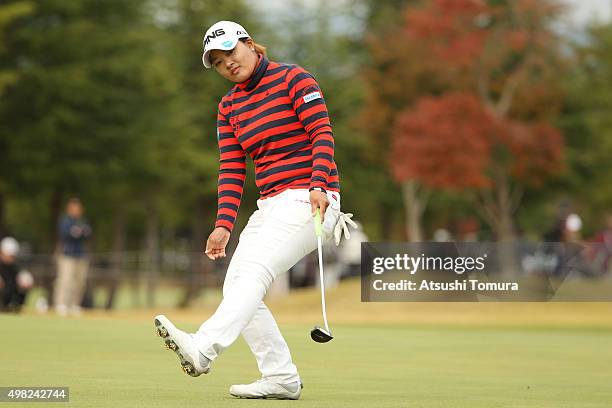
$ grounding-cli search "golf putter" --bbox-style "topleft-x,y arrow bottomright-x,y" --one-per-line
311,209 -> 333,343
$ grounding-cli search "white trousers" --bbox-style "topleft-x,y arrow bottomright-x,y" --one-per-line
194,188 -> 340,384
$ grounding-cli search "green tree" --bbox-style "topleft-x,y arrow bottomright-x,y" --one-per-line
0,0 -> 181,252
0,1 -> 33,95
358,0 -> 424,239
560,23 -> 612,231
0,0 -> 33,236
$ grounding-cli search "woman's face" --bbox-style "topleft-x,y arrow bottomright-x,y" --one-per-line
209,40 -> 258,83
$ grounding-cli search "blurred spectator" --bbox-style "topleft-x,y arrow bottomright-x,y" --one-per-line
289,251 -> 317,288
54,198 -> 92,316
338,221 -> 367,279
586,214 -> 612,276
564,213 -> 583,242
0,237 -> 33,312
321,239 -> 341,289
542,202 -> 588,276
433,228 -> 452,242
456,218 -> 480,242
544,200 -> 583,243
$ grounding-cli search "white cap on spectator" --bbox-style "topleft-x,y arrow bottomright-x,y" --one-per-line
566,214 -> 582,232
1,237 -> 20,256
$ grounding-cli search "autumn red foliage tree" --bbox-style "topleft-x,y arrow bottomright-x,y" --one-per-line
392,93 -> 493,190
392,92 -> 563,241
370,0 -> 566,241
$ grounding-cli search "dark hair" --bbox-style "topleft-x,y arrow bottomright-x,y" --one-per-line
67,197 -> 82,206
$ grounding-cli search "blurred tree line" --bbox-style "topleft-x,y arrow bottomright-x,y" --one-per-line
0,0 -> 610,260
363,0 -> 611,242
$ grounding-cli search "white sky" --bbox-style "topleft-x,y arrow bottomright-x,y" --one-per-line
563,0 -> 611,26
254,0 -> 612,27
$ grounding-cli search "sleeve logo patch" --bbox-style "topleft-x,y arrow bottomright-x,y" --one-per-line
303,91 -> 322,103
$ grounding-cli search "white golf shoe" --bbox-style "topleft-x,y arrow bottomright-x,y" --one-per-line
154,314 -> 211,377
229,378 -> 303,400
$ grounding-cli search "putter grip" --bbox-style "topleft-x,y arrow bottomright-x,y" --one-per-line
314,210 -> 323,237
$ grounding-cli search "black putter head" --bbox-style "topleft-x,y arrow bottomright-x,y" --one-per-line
310,326 -> 333,343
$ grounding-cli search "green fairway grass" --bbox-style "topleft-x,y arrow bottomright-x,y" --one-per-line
1,312 -> 611,408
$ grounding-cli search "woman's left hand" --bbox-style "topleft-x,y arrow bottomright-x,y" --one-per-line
310,190 -> 329,220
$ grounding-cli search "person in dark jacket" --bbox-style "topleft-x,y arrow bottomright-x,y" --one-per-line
0,237 -> 29,312
54,198 -> 91,316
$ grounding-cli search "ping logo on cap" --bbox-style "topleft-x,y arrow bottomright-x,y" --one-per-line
204,28 -> 226,46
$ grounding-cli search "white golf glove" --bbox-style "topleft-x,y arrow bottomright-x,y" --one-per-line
333,212 -> 358,246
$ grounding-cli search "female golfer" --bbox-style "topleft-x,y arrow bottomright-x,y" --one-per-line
154,20 -> 355,400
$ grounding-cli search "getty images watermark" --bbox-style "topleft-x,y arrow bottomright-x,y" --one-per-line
361,242 -> 612,301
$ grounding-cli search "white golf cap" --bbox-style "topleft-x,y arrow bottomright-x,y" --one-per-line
202,20 -> 250,69
565,213 -> 582,232
1,236 -> 20,256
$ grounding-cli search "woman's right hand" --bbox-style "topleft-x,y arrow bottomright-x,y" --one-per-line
204,227 -> 231,260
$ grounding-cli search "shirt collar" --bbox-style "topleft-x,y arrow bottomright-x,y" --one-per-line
238,54 -> 269,92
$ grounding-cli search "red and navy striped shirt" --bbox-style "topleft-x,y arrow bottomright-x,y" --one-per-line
215,55 -> 340,232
